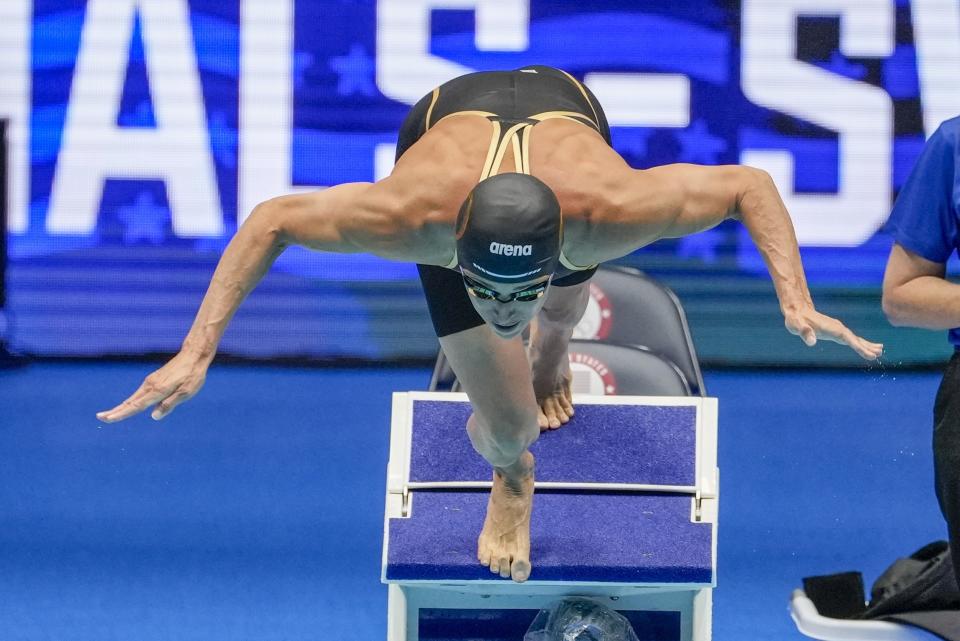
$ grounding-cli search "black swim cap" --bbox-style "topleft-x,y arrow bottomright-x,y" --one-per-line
455,173 -> 562,282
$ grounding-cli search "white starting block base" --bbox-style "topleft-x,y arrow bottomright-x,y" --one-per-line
790,590 -> 942,641
382,393 -> 719,641
388,583 -> 712,641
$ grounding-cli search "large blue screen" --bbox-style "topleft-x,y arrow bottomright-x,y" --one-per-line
2,0 -> 958,358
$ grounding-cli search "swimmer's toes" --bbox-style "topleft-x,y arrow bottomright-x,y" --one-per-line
478,542 -> 491,566
498,556 -> 511,579
511,558 -> 531,583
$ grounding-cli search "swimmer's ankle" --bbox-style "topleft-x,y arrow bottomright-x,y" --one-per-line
495,451 -> 534,489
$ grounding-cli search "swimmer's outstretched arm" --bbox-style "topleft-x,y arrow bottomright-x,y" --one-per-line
581,162 -> 883,360
97,182 -> 414,423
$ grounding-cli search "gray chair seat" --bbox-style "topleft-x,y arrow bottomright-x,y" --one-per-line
567,340 -> 691,397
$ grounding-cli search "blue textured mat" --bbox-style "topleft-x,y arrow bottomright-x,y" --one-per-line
386,491 -> 712,583
409,401 -> 697,486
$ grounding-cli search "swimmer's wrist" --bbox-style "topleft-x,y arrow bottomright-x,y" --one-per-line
775,279 -> 814,311
780,298 -> 814,316
181,336 -> 217,363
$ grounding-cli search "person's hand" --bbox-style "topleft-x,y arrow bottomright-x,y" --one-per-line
784,305 -> 884,360
96,350 -> 210,422
533,361 -> 575,431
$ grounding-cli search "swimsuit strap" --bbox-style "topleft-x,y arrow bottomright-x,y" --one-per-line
479,116 -> 537,180
529,110 -> 601,133
558,248 -> 597,272
444,248 -> 459,270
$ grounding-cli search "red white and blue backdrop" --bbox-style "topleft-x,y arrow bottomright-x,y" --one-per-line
2,0 -> 958,361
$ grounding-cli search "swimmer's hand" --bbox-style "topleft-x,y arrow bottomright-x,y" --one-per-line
784,306 -> 884,360
96,351 -> 209,422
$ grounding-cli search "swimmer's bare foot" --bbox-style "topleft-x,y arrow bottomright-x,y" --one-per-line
477,451 -> 534,582
534,363 -> 574,431
528,317 -> 576,431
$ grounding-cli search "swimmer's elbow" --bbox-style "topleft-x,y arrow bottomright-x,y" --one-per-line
246,183 -> 408,254
258,190 -> 356,252
731,166 -> 773,221
741,166 -> 774,193
242,198 -> 288,247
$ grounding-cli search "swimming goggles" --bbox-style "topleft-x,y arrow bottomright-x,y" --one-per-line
461,272 -> 550,303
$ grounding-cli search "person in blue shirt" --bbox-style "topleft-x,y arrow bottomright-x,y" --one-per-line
883,115 -> 960,586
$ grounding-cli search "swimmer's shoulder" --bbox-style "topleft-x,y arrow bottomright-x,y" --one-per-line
531,130 -> 626,221
364,130 -> 482,264
346,175 -> 458,264
534,142 -> 668,265
401,115 -> 495,172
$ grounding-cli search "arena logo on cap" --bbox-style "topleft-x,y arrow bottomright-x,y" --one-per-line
572,283 -> 613,340
568,352 -> 617,395
489,242 -> 532,256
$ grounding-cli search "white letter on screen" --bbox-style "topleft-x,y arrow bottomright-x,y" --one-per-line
583,73 -> 690,128
911,0 -> 960,137
377,0 -> 529,105
0,0 -> 31,234
48,0 -> 222,236
741,0 -> 894,246
238,0 -> 320,224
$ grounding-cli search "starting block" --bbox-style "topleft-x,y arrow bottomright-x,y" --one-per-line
382,392 -> 719,640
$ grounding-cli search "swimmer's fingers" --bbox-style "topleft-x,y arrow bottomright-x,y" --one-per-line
813,317 -> 884,360
786,309 -> 883,361
96,375 -> 175,423
97,353 -> 209,423
822,325 -> 884,360
149,381 -> 203,421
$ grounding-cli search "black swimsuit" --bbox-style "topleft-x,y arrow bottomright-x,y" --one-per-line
396,66 -> 612,338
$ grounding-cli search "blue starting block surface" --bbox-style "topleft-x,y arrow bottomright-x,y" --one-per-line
385,394 -> 717,593
408,401 -> 697,487
386,491 -> 712,584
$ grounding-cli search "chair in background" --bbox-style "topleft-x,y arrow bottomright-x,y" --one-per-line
428,347 -> 457,392
566,339 -> 691,397
578,266 -> 704,395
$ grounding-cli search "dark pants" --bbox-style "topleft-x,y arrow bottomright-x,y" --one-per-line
933,351 -> 960,586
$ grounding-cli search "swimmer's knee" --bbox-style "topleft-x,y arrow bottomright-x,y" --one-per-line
490,432 -> 537,467
468,414 -> 538,467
